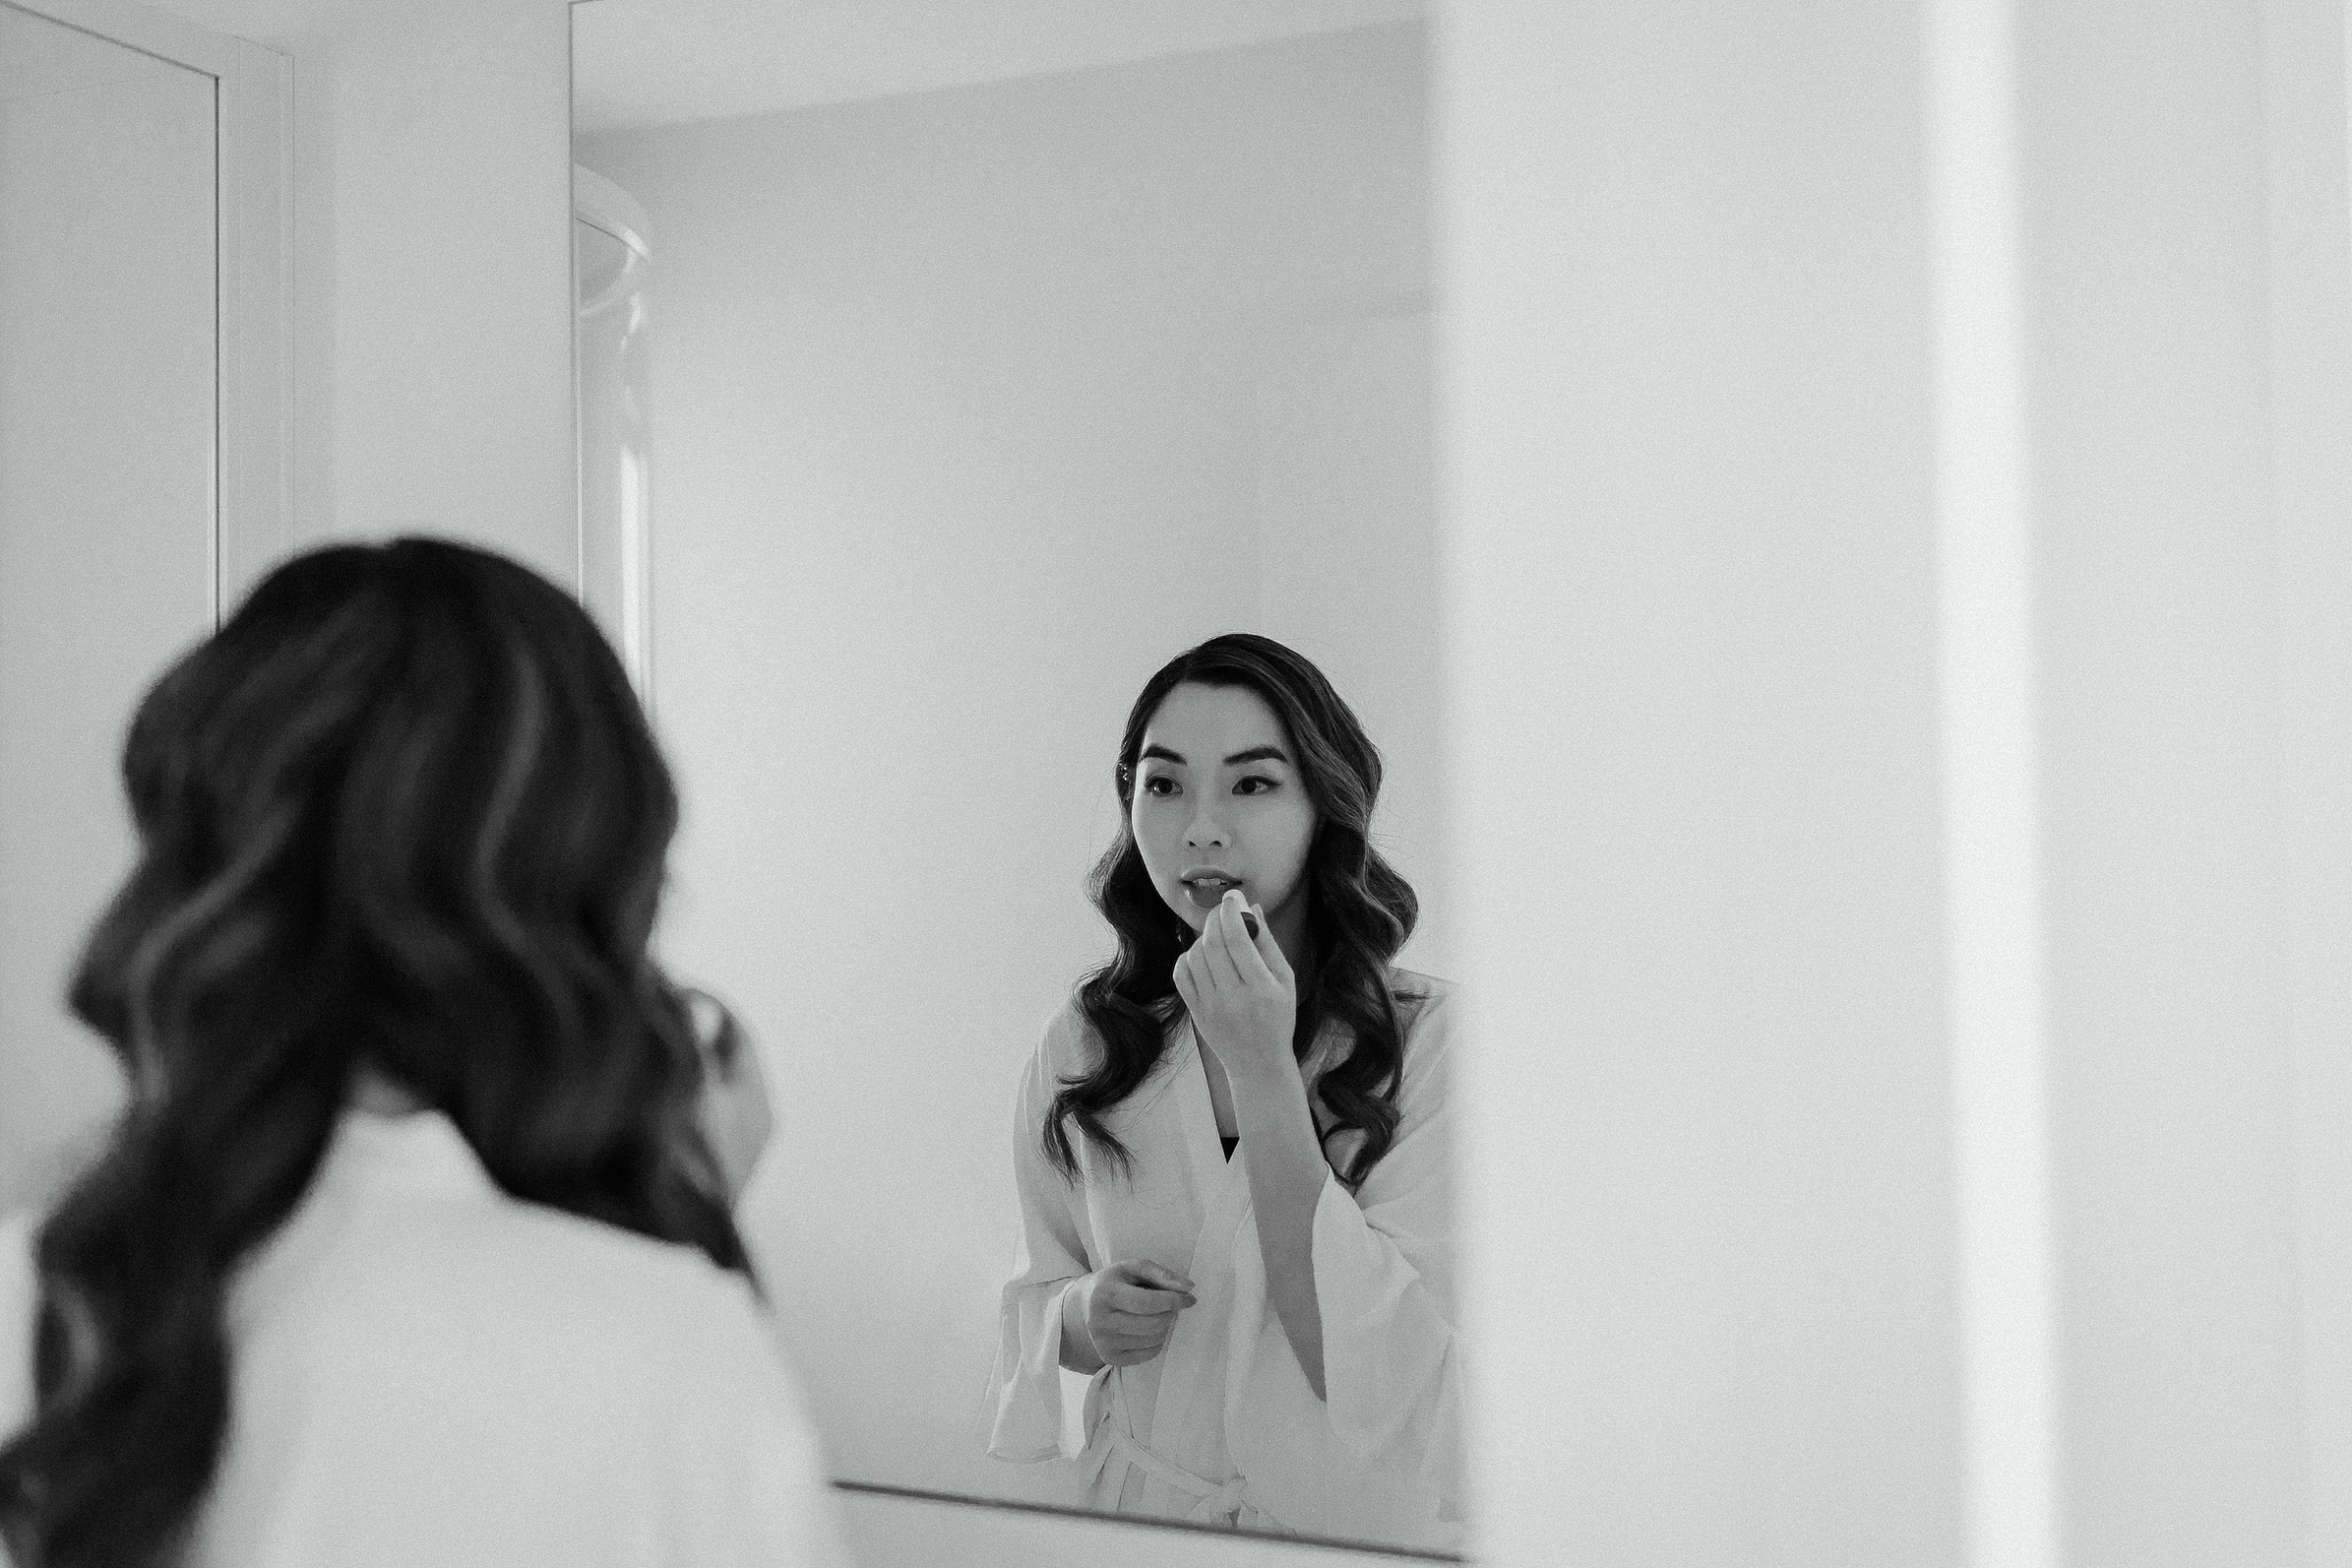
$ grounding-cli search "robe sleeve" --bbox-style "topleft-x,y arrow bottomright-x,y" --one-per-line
982,1013 -> 1099,1462
1309,986 -> 1466,1519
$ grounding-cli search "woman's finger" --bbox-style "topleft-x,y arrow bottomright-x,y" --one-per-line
1181,928 -> 1225,999
1118,1260 -> 1197,1295
1245,902 -> 1291,984
1200,898 -> 1250,990
1099,1311 -> 1181,1345
1224,901 -> 1279,987
1097,1313 -> 1175,1347
1115,1311 -> 1179,1344
1103,1283 -> 1196,1316
1103,1284 -> 1195,1316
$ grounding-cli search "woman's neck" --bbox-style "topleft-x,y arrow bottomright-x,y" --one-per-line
348,1064 -> 428,1116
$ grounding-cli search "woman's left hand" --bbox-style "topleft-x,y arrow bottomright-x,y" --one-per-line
688,991 -> 774,1204
1172,890 -> 1297,1085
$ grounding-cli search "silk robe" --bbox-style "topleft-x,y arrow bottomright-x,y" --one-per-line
985,972 -> 1464,1550
0,1111 -> 849,1568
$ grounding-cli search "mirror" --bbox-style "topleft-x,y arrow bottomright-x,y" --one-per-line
572,3 -> 1453,1554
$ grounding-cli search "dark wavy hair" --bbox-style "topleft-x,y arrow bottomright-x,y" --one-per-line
1045,633 -> 1421,1189
0,538 -> 749,1568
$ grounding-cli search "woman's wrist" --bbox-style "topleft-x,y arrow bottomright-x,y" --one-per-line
1058,1278 -> 1104,1374
1230,1054 -> 1314,1129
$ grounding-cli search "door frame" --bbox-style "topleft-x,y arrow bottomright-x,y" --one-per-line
6,0 -> 292,624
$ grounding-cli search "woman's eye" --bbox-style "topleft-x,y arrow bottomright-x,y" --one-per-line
1141,776 -> 1178,797
1234,776 -> 1279,796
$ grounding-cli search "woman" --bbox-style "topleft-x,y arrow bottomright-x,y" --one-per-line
985,634 -> 1463,1549
0,539 -> 844,1568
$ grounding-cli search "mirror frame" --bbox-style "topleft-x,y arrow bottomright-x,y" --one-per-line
564,8 -> 1459,1557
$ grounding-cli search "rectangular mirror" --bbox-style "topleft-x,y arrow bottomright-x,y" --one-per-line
572,4 -> 1453,1554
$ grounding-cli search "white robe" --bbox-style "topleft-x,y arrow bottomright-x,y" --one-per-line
985,971 -> 1464,1551
0,1110 -> 850,1568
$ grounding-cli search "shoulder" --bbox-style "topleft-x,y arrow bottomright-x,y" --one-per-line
408,1200 -> 768,1372
558,1235 -> 836,1530
1037,993 -> 1099,1069
1012,995 -> 1097,1106
219,1190 -> 845,1562
630,1276 -> 848,1564
1025,991 -> 1171,1082
261,1167 -> 759,1380
1390,968 -> 1457,1050
1387,967 -> 1458,1098
1021,989 -> 1188,1132
238,1187 -> 786,1474
447,1200 -> 758,1332
620,1248 -> 796,1405
1390,967 -> 1455,1021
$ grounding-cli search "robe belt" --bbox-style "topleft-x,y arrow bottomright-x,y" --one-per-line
1103,1429 -> 1268,1529
1078,1368 -> 1290,1533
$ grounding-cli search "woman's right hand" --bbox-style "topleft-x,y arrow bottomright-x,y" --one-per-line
1059,1260 -> 1198,1373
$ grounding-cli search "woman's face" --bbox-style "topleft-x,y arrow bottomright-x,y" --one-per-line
1130,681 -> 1319,936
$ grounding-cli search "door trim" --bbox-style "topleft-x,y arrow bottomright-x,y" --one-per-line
6,0 -> 292,625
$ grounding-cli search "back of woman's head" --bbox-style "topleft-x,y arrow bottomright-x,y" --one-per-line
0,537 -> 745,1568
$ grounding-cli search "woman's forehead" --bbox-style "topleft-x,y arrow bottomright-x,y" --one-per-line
1141,681 -> 1292,757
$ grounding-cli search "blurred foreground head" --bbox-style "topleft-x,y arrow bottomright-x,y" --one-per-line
0,537 -> 746,1568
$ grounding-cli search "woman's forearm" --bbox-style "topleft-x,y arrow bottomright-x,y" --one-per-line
1232,1063 -> 1329,1399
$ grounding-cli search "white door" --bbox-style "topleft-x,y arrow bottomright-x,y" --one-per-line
0,0 -> 287,1215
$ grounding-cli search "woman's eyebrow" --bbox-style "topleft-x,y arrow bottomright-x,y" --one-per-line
1139,744 -> 1291,765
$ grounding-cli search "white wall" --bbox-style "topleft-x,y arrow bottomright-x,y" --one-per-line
1440,4 -> 1962,1562
1440,3 -> 2352,1567
296,0 -> 575,577
139,0 -> 576,580
2,0 -> 575,1210
0,23 -> 218,1216
2261,1 -> 2352,1556
2018,0 -> 2328,1560
1254,309 -> 1448,976
575,24 -> 1436,1506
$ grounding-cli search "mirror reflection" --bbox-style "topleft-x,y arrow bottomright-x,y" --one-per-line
572,2 -> 1452,1551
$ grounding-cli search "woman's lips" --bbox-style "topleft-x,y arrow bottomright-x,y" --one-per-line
1183,876 -> 1239,909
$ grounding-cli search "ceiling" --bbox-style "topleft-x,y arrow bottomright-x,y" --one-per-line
75,0 -> 1423,132
571,0 -> 1426,134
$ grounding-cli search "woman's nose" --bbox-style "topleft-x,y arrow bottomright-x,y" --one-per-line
1184,805 -> 1228,850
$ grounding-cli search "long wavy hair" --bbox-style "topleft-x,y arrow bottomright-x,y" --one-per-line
1045,634 -> 1420,1189
0,538 -> 748,1568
